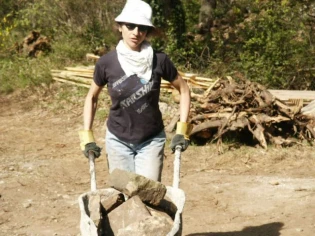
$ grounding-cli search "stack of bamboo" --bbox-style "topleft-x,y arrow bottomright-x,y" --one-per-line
51,66 -> 95,88
51,66 -> 216,91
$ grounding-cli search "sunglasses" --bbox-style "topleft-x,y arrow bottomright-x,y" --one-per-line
124,23 -> 149,32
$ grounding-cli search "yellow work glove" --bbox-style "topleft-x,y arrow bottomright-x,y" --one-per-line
79,130 -> 101,158
170,122 -> 193,152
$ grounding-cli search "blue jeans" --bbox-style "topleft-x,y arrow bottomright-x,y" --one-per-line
105,129 -> 166,181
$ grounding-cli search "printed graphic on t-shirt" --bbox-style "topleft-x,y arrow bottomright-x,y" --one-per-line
111,74 -> 153,114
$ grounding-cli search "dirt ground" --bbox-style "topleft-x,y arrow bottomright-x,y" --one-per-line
1,83 -> 315,236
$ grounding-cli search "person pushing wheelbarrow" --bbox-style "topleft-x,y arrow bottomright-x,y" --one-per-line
79,0 -> 192,183
78,1 -> 192,235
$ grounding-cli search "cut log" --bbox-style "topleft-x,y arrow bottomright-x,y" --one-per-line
191,119 -> 225,136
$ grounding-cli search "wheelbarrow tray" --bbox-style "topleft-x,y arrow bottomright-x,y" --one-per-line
78,186 -> 185,236
78,147 -> 185,235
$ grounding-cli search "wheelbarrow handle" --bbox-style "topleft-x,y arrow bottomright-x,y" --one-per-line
173,145 -> 182,189
88,151 -> 97,191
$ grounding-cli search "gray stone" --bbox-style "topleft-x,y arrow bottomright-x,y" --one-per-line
146,205 -> 174,226
117,215 -> 173,236
88,194 -> 101,227
100,192 -> 125,214
107,195 -> 151,235
109,168 -> 167,206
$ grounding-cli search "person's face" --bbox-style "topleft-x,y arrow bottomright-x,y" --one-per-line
119,23 -> 149,51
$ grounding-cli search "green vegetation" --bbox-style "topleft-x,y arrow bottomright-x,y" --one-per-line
1,0 -> 315,94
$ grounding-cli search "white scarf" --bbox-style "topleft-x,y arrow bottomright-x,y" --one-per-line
116,40 -> 153,83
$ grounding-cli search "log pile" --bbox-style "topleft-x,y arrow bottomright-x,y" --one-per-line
189,77 -> 315,152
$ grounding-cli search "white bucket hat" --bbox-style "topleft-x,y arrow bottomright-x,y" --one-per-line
115,0 -> 154,27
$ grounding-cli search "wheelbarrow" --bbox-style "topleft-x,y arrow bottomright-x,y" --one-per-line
78,146 -> 186,236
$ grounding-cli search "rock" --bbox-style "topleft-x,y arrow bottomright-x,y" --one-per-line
23,200 -> 32,208
269,180 -> 280,186
109,169 -> 167,206
146,205 -> 174,225
107,195 -> 151,235
88,194 -> 101,227
100,192 -> 125,214
117,215 -> 173,236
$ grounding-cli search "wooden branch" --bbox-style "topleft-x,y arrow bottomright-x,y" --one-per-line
86,53 -> 100,61
191,111 -> 247,122
248,114 -> 290,123
247,115 -> 267,149
306,124 -> 315,138
212,106 -> 237,142
275,100 -> 295,118
221,96 -> 245,105
190,120 -> 225,136
203,77 -> 220,98
229,117 -> 249,130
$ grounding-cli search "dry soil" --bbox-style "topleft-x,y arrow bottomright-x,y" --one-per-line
0,84 -> 315,236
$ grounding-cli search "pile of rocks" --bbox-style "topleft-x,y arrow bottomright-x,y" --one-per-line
86,169 -> 177,235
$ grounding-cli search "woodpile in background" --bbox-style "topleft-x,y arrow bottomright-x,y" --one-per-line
189,77 -> 315,153
51,55 -> 315,152
15,31 -> 51,57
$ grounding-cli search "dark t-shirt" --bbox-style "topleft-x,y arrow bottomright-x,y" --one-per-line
94,50 -> 178,144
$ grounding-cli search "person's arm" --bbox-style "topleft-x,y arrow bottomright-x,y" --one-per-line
83,81 -> 103,130
170,74 -> 191,122
79,81 -> 103,158
169,74 -> 192,152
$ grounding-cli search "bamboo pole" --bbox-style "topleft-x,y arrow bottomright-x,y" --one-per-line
52,74 -> 92,84
64,67 -> 95,72
57,71 -> 93,78
52,77 -> 90,88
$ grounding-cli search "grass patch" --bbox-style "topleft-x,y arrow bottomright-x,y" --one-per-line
0,32 -> 93,94
0,56 -> 52,94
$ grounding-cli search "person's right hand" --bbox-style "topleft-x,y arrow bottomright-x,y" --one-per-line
170,122 -> 192,153
170,134 -> 189,152
79,130 -> 101,158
